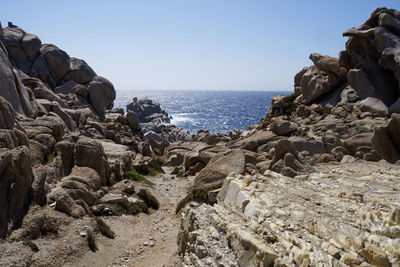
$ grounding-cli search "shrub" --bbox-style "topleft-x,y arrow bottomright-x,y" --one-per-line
23,241 -> 39,252
124,169 -> 153,186
87,231 -> 97,252
104,198 -> 149,216
94,217 -> 115,239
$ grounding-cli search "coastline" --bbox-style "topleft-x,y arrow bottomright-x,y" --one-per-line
0,7 -> 400,266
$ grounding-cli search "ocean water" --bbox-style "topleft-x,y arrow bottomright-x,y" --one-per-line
114,90 -> 290,134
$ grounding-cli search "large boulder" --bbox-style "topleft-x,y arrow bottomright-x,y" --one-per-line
359,97 -> 389,117
343,10 -> 400,107
39,44 -> 70,81
300,66 -> 342,105
64,57 -> 96,84
343,133 -> 373,156
0,43 -> 33,116
0,27 -> 26,61
0,97 -> 16,129
22,34 -> 41,61
193,150 -> 245,191
87,76 -> 116,115
75,137 -> 110,185
309,53 -> 347,80
372,113 -> 400,163
0,146 -> 33,238
270,118 -> 297,136
30,54 -> 58,88
126,97 -> 170,123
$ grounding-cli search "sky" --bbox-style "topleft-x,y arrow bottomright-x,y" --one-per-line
1,1 -> 400,91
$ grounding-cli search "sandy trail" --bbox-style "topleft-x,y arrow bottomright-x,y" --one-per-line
65,167 -> 192,267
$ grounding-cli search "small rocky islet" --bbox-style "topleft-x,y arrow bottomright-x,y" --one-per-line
0,7 -> 400,267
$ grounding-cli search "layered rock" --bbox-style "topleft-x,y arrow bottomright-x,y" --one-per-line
179,164 -> 400,266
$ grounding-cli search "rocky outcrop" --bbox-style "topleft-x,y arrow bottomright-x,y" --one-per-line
126,97 -> 170,123
179,164 -> 400,266
0,39 -> 33,117
0,97 -> 33,238
290,8 -> 400,118
0,23 -> 116,116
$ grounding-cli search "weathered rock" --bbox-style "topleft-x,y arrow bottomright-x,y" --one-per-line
54,80 -> 82,95
193,150 -> 245,191
126,97 -> 170,123
0,44 -> 33,116
309,53 -> 347,80
0,146 -> 33,238
180,164 -> 400,266
343,133 -> 373,156
300,66 -> 342,105
272,137 -> 326,165
64,57 -> 96,84
39,44 -> 70,81
112,179 -> 135,195
126,110 -> 141,131
359,97 -> 389,117
137,189 -> 159,210
75,137 -> 110,185
87,76 -> 116,115
22,34 -> 41,61
372,114 -> 400,163
340,84 -> 360,103
22,77 -> 65,107
0,97 -> 16,129
20,115 -> 65,141
270,118 -> 297,136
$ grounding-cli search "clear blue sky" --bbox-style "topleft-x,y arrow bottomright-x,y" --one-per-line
1,1 -> 400,91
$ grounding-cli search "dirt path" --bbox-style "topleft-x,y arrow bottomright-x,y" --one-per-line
65,167 -> 192,267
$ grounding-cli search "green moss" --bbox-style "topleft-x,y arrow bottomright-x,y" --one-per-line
45,152 -> 56,164
175,188 -> 218,214
177,170 -> 184,177
104,198 -> 149,216
124,169 -> 153,186
279,91 -> 301,116
87,231 -> 97,252
355,125 -> 372,134
63,136 -> 74,142
147,167 -> 161,176
94,217 -> 115,239
40,221 -> 58,236
23,241 -> 39,252
175,193 -> 194,214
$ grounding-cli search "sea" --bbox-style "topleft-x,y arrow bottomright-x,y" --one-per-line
114,90 -> 291,134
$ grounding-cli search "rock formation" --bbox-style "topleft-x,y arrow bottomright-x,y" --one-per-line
1,7 -> 400,267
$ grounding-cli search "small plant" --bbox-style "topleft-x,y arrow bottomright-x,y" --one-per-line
104,198 -> 149,215
63,136 -> 74,142
355,125 -> 372,134
124,169 -> 153,186
177,170 -> 184,177
147,167 -> 161,176
40,221 -> 58,236
176,193 -> 194,214
94,217 -> 115,239
87,231 -> 97,252
23,241 -> 39,252
45,152 -> 56,163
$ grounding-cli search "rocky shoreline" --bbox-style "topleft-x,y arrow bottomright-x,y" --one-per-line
0,7 -> 400,267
